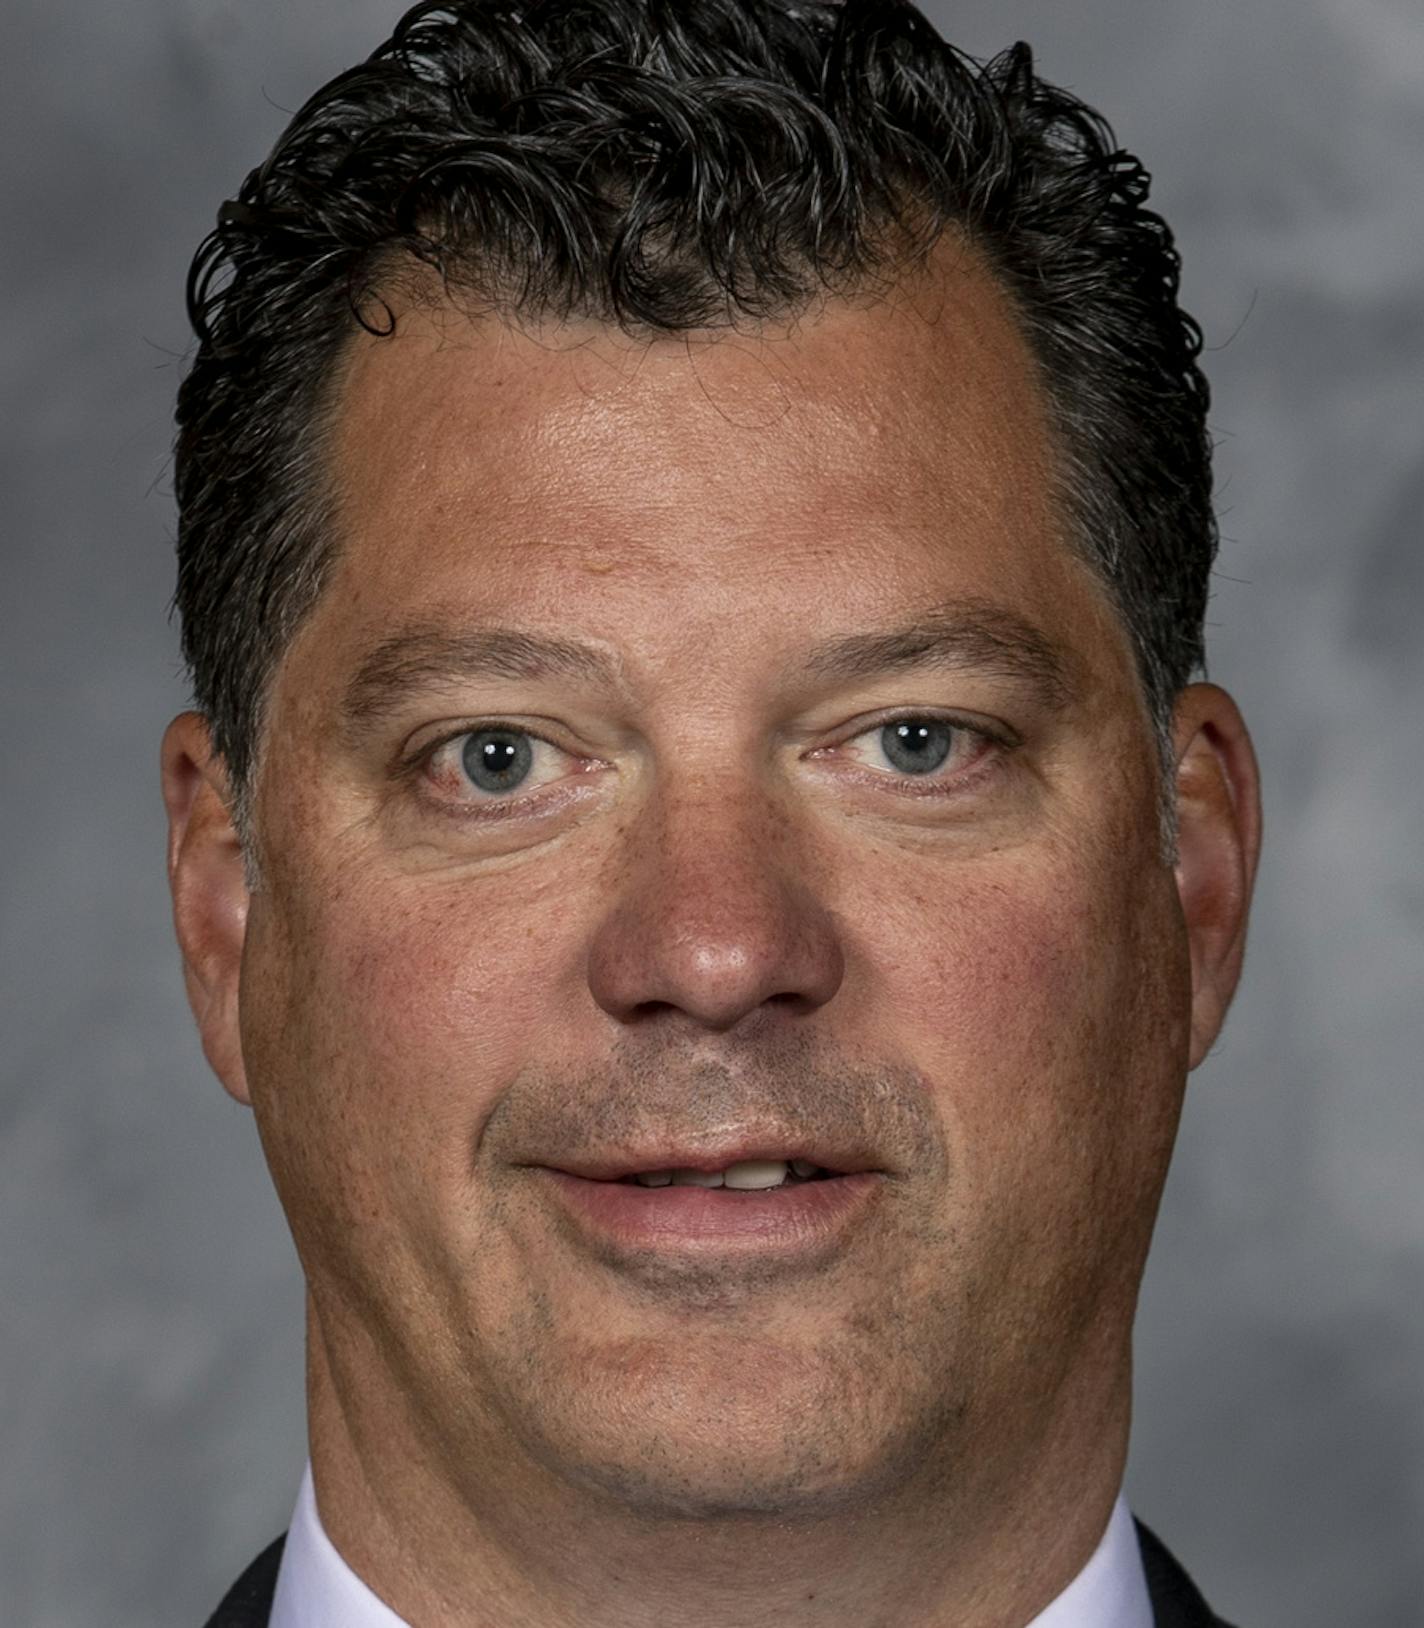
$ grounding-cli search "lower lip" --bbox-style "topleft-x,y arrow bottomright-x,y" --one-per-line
538,1169 -> 884,1256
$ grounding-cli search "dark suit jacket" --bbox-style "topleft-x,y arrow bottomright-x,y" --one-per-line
202,1519 -> 1236,1626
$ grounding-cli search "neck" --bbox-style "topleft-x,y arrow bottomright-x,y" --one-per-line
304,1295 -> 1131,1628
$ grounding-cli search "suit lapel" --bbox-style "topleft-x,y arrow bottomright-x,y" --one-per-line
1135,1519 -> 1237,1628
202,1532 -> 286,1628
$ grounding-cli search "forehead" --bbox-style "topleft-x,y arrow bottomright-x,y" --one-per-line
300,243 -> 1124,692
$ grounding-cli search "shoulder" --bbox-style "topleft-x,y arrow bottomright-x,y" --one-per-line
200,1532 -> 287,1628
1135,1518 -> 1239,1628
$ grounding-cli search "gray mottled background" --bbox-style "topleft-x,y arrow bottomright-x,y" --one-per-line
2,2 -> 1421,1624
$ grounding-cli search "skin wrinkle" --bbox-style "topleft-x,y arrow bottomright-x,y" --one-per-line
164,235 -> 1258,1628
337,602 -> 1077,743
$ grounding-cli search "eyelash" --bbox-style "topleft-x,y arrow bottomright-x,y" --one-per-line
409,711 -> 1013,817
825,712 -> 1010,796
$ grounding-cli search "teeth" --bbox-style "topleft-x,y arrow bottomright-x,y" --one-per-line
629,1160 -> 828,1188
723,1159 -> 790,1190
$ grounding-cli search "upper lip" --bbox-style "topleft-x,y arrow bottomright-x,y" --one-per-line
540,1141 -> 884,1181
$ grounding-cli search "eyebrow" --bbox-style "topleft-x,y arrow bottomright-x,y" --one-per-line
799,604 -> 1075,704
339,601 -> 1077,734
341,625 -> 621,731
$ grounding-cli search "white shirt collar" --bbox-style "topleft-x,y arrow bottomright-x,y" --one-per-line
269,1461 -> 406,1628
270,1457 -> 1152,1628
1026,1492 -> 1154,1628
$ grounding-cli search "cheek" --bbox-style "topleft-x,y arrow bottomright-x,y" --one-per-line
240,866 -> 587,1236
847,843 -> 1190,1363
857,845 -> 1185,1191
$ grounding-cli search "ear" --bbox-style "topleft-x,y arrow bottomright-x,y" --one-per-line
161,712 -> 252,1105
1170,683 -> 1263,1070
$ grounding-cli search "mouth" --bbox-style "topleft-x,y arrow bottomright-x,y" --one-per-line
609,1157 -> 840,1190
544,1140 -> 883,1184
533,1155 -> 884,1258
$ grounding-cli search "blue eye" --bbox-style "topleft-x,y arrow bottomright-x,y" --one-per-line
876,719 -> 957,775
460,729 -> 535,793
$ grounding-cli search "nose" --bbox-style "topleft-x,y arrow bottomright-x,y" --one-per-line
585,776 -> 845,1032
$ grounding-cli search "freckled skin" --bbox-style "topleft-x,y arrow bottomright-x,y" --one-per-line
165,246 -> 1259,1627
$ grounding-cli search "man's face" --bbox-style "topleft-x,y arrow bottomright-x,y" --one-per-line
207,252 -> 1208,1524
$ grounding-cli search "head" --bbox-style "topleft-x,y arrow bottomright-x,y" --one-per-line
176,0 -> 1215,851
164,0 -> 1259,1576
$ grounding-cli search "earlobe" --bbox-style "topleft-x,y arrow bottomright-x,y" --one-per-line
1170,683 -> 1263,1070
161,712 -> 253,1105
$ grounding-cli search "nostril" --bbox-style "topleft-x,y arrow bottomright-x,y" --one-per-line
584,881 -> 846,1029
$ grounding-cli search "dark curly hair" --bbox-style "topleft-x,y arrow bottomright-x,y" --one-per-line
176,0 -> 1215,839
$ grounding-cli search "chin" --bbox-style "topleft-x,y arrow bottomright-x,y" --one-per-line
505,1332 -> 958,1521
548,1435 -> 904,1521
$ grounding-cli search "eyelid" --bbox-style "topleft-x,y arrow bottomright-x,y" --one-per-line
823,706 -> 1016,755
411,721 -> 585,805
403,714 -> 573,762
817,708 -> 1016,790
399,707 -> 1015,819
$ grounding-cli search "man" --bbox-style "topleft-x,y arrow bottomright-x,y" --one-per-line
162,1 -> 1261,1623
